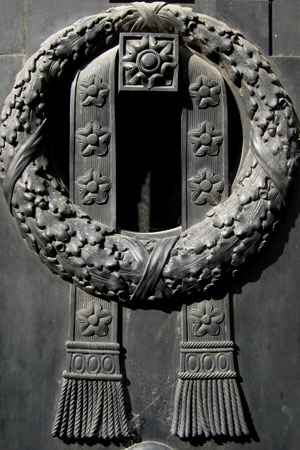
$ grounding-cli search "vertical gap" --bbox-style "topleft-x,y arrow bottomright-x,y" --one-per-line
225,82 -> 243,192
109,49 -> 118,230
181,97 -> 187,231
180,304 -> 187,373
68,286 -> 76,341
115,90 -> 182,233
224,293 -> 232,342
269,0 -> 273,56
69,72 -> 79,200
22,0 -> 27,59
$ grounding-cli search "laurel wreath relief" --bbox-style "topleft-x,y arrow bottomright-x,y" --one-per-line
0,2 -> 299,304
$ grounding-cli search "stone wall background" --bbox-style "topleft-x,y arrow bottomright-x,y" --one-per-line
0,1 -> 300,449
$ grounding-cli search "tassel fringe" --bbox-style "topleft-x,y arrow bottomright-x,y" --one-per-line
171,378 -> 249,438
52,377 -> 131,440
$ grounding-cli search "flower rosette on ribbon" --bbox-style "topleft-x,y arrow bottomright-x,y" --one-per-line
188,300 -> 224,336
76,300 -> 113,337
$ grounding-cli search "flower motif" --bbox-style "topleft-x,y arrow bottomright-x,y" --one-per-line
76,120 -> 110,157
188,121 -> 223,156
78,75 -> 110,107
76,301 -> 113,337
188,301 -> 224,336
76,168 -> 111,205
189,75 -> 221,108
188,168 -> 224,206
121,34 -> 177,89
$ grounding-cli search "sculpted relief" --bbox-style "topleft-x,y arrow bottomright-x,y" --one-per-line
0,1 -> 298,446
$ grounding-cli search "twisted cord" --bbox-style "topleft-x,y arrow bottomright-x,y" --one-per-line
74,379 -> 83,439
218,379 -> 227,435
59,378 -> 72,438
223,379 -> 234,437
81,379 -> 88,437
90,381 -> 98,437
229,379 -> 241,436
212,379 -> 221,435
196,380 -> 208,436
178,378 -> 189,437
63,371 -> 122,381
112,381 -> 121,438
52,378 -> 68,436
233,379 -> 249,434
201,380 -> 210,437
86,379 -> 94,437
179,371 -> 236,380
181,341 -> 234,349
90,380 -> 103,436
172,376 -> 249,438
117,381 -> 130,437
107,382 -> 115,439
207,380 -> 216,436
67,379 -> 77,438
171,378 -> 183,434
192,382 -> 197,437
100,381 -> 108,439
184,380 -> 193,437
66,341 -> 120,350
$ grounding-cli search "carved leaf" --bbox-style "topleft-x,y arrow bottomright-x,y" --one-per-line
36,209 -> 70,241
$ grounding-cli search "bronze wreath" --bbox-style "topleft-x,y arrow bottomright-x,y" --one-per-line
0,2 -> 299,303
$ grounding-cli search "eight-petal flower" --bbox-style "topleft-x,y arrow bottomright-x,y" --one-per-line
121,34 -> 177,90
78,75 -> 110,107
76,120 -> 111,157
76,168 -> 111,205
188,300 -> 224,336
76,301 -> 113,337
188,168 -> 224,206
189,75 -> 221,108
188,121 -> 223,157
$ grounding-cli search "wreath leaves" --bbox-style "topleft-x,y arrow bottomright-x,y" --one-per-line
0,3 -> 299,302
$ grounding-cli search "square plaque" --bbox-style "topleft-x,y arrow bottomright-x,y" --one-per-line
119,33 -> 179,92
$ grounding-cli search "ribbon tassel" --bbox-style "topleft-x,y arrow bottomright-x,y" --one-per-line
52,341 -> 131,440
171,341 -> 249,439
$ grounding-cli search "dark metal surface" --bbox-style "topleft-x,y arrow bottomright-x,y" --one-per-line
0,1 -> 300,450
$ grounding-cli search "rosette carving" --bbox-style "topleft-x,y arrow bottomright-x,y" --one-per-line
76,120 -> 110,157
76,168 -> 111,205
188,301 -> 224,336
189,75 -> 221,108
120,33 -> 178,90
188,121 -> 223,157
76,301 -> 113,337
188,168 -> 224,206
78,75 -> 110,107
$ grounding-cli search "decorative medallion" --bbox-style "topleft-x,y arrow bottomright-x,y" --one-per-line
75,168 -> 111,205
188,168 -> 224,206
76,120 -> 110,157
78,74 -> 110,107
76,300 -> 113,337
188,301 -> 224,336
189,75 -> 221,108
119,33 -> 179,91
188,121 -> 223,156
